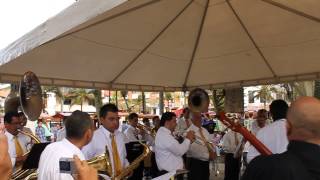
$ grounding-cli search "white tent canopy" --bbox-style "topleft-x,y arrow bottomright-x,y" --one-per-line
0,0 -> 320,91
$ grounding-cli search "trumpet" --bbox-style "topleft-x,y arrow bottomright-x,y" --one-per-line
184,132 -> 215,153
137,123 -> 156,138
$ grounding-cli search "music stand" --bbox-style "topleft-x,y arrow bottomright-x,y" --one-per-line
125,141 -> 145,180
22,142 -> 50,169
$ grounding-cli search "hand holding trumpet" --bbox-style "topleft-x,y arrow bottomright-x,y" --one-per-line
185,130 -> 196,143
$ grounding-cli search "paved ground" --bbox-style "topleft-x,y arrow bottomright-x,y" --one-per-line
210,159 -> 225,180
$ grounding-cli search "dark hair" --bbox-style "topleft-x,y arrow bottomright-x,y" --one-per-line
152,116 -> 159,121
128,113 -> 138,120
257,109 -> 267,117
4,112 -> 19,124
18,112 -> 25,117
99,103 -> 118,118
183,107 -> 189,114
269,99 -> 288,121
160,112 -> 176,127
65,111 -> 92,139
142,118 -> 149,123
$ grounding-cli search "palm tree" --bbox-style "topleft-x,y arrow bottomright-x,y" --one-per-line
254,85 -> 278,108
67,88 -> 95,111
283,81 -> 314,101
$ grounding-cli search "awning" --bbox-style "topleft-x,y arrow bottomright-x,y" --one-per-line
0,0 -> 319,91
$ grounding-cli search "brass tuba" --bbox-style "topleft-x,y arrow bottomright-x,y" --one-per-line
5,72 -> 43,180
5,71 -> 43,121
11,130 -> 41,180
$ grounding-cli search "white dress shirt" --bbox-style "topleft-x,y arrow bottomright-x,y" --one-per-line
247,119 -> 288,162
56,127 -> 66,142
155,127 -> 190,171
124,125 -> 141,142
5,131 -> 30,167
222,130 -> 242,154
243,121 -> 264,153
82,126 -> 129,176
186,124 -> 211,161
175,117 -> 191,136
38,138 -> 85,180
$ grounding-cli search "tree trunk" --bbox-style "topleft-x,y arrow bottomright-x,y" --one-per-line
283,83 -> 294,102
142,91 -> 146,114
121,90 -> 130,112
314,80 -> 320,99
60,98 -> 64,112
93,90 -> 102,114
115,91 -> 118,106
159,91 -> 164,115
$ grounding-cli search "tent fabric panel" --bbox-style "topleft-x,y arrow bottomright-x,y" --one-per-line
73,0 -> 191,51
0,0 -> 127,66
187,50 -> 273,86
0,35 -> 138,83
116,53 -> 189,87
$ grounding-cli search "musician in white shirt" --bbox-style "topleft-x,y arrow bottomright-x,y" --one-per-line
38,111 -> 94,180
82,104 -> 129,177
155,112 -> 195,177
4,112 -> 29,168
124,113 -> 145,142
243,109 -> 268,165
222,129 -> 242,180
247,100 -> 289,163
123,112 -> 146,180
186,112 -> 216,180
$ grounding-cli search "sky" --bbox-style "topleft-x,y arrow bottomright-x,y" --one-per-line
0,0 -> 75,50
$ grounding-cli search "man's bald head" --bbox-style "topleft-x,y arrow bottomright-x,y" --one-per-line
287,97 -> 320,142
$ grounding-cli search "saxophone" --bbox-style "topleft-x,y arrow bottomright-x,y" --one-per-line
114,142 -> 151,180
92,142 -> 151,180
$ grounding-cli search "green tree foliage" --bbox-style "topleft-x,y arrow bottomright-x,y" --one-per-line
254,85 -> 278,108
67,88 -> 95,111
211,89 -> 225,112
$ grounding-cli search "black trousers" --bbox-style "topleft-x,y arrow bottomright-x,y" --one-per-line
158,170 -> 184,180
127,162 -> 144,180
187,157 -> 210,180
150,152 -> 159,178
224,153 -> 241,180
